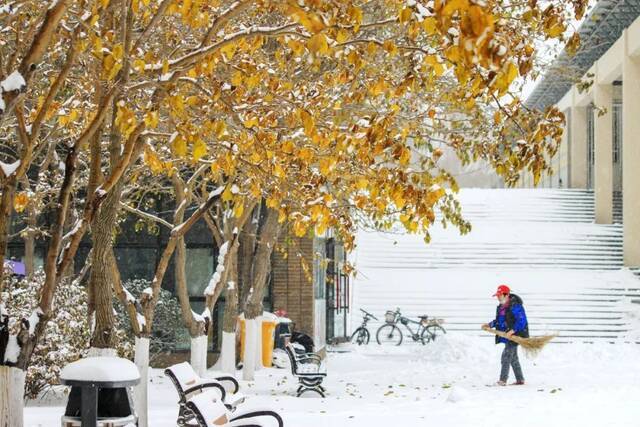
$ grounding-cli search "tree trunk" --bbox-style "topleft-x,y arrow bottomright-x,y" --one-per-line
238,204 -> 261,313
88,184 -> 123,349
0,181 -> 17,289
0,366 -> 25,427
242,208 -> 281,381
133,337 -> 150,427
220,248 -> 238,375
190,335 -> 208,377
23,209 -> 37,280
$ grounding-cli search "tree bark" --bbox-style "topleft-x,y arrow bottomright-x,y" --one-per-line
0,366 -> 25,427
220,247 -> 238,374
88,183 -> 123,349
242,208 -> 281,380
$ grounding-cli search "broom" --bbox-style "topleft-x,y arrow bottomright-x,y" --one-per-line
482,327 -> 557,357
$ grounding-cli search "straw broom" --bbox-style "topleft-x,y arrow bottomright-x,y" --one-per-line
483,327 -> 557,357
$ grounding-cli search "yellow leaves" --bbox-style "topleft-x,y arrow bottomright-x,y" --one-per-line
286,38 -> 306,56
100,0 -> 110,9
441,0 -> 470,17
243,116 -> 259,129
92,36 -> 103,59
336,29 -> 350,44
299,109 -> 315,136
467,5 -> 491,37
171,134 -> 188,158
383,40 -> 398,56
356,178 -> 368,190
348,6 -> 363,32
287,5 -> 325,33
233,199 -> 244,218
210,120 -> 226,139
192,138 -> 207,162
13,193 -> 29,213
399,8 -> 413,24
133,58 -> 146,73
424,55 -> 445,76
222,185 -> 234,202
292,220 -> 308,237
220,42 -> 237,61
319,157 -> 336,176
102,43 -> 124,80
307,33 -> 330,56
162,58 -> 170,76
58,109 -> 79,127
422,17 -> 438,35
115,103 -> 137,138
144,147 -> 164,174
493,62 -> 519,95
370,77 -> 387,97
144,111 -> 159,129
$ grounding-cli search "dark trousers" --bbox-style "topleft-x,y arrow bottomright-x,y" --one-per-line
500,343 -> 524,382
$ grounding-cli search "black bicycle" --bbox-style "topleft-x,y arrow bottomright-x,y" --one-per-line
376,308 -> 446,346
350,309 -> 378,345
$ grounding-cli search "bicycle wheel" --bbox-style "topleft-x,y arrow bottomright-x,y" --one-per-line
350,327 -> 370,345
420,328 -> 433,344
376,324 -> 403,346
425,325 -> 447,341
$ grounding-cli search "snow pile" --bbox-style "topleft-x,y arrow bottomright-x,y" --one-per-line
60,357 -> 140,382
446,386 -> 470,403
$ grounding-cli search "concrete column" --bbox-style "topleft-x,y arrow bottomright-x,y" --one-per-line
594,80 -> 614,224
622,30 -> 640,266
569,96 -> 588,188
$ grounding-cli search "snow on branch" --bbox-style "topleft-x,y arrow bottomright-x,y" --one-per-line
0,71 -> 26,92
204,241 -> 229,296
0,160 -> 20,178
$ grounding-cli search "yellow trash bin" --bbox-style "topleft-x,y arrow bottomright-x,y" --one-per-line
238,313 -> 277,367
261,318 -> 277,367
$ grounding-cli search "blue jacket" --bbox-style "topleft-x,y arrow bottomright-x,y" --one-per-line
489,293 -> 529,345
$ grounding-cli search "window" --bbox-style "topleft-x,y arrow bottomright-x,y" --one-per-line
313,238 -> 326,300
186,247 -> 214,296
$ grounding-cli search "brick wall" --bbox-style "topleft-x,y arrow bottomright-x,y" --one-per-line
271,230 -> 315,336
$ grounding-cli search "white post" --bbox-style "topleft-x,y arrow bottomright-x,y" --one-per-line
190,335 -> 208,377
594,74 -> 614,224
219,332 -> 236,375
570,91 -> 589,189
242,318 -> 259,381
0,366 -> 25,427
133,337 -> 150,427
622,30 -> 640,266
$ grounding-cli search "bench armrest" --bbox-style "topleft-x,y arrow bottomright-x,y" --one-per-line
184,381 -> 227,402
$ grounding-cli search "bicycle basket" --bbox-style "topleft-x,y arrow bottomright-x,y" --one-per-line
429,318 -> 445,326
384,311 -> 396,323
420,318 -> 430,327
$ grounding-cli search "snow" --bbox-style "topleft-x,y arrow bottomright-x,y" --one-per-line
204,241 -> 229,296
60,357 -> 140,382
0,159 -> 20,177
25,336 -> 640,426
3,335 -> 20,363
1,70 -> 26,92
27,308 -> 43,336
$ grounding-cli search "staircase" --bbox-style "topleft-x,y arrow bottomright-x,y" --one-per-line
351,189 -> 640,343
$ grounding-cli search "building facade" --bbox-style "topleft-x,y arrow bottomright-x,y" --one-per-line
520,0 -> 640,267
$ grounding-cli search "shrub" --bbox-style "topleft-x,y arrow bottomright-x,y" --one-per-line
115,278 -> 185,363
1,270 -> 132,398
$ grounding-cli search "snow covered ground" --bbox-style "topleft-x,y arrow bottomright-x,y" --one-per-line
25,334 -> 640,427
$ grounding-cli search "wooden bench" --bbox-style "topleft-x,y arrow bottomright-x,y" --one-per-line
165,362 -> 243,426
186,391 -> 283,427
283,344 -> 326,397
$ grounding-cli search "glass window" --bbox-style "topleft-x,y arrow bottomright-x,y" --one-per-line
186,247 -> 214,296
115,247 -> 157,282
313,238 -> 326,300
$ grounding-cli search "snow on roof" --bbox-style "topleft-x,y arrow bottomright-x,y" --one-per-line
60,357 -> 140,382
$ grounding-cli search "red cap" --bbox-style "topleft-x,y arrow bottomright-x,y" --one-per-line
492,284 -> 510,297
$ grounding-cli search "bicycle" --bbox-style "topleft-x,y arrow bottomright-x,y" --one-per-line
376,308 -> 446,346
350,309 -> 378,345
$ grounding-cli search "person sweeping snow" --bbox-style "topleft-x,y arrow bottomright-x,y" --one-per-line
482,284 -> 528,386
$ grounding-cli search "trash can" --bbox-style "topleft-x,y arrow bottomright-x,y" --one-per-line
261,312 -> 278,367
238,312 -> 278,367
